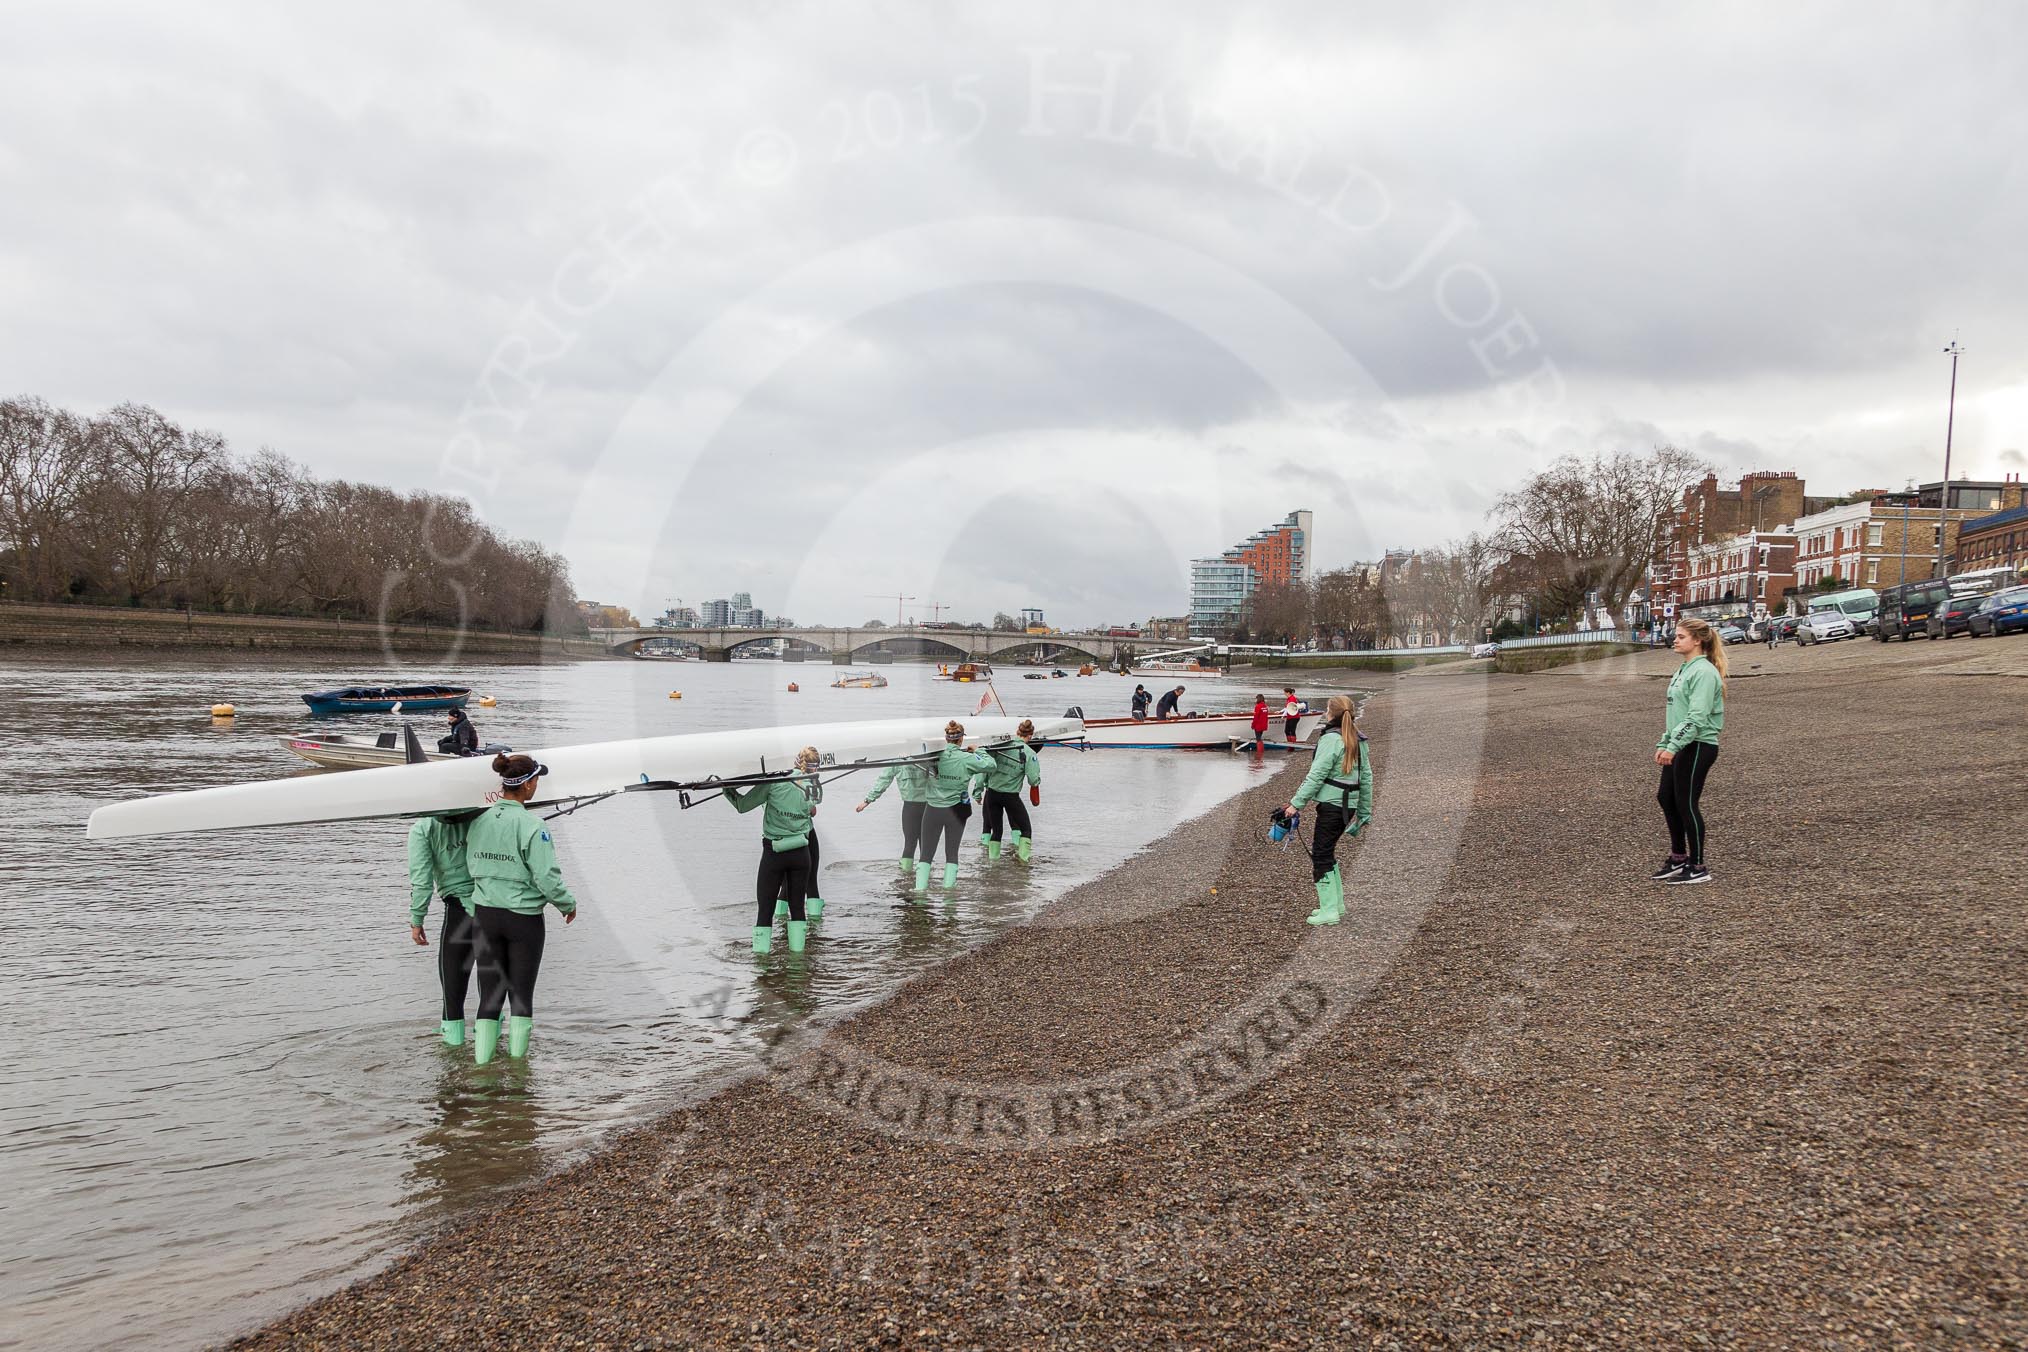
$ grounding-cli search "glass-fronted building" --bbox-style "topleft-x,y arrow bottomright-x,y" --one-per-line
1188,510 -> 1314,635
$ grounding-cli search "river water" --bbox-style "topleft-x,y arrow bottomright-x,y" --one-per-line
0,653 -> 1291,1350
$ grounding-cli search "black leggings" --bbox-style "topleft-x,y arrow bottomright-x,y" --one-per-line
918,805 -> 966,864
436,896 -> 477,1020
898,799 -> 926,857
981,788 -> 1032,843
474,906 -> 546,1020
779,829 -> 821,899
758,843 -> 810,924
1657,743 -> 1719,867
1309,803 -> 1352,882
1284,716 -> 1299,741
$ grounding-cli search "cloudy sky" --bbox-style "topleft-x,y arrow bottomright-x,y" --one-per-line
6,2 -> 2026,626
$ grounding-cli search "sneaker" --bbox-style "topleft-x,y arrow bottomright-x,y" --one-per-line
1649,859 -> 1688,881
1666,865 -> 1711,886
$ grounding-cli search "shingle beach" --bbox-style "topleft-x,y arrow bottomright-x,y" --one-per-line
231,639 -> 2028,1349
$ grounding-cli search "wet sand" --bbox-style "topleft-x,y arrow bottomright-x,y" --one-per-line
230,638 -> 2028,1348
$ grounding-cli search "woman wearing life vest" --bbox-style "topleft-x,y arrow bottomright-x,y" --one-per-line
912,721 -> 997,894
465,754 -> 578,1064
1285,694 -> 1372,926
728,745 -> 822,954
970,718 -> 1043,862
1652,618 -> 1727,885
856,756 -> 931,875
408,812 -> 477,1047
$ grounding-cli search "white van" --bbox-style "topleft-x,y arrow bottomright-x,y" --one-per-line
1806,588 -> 1880,635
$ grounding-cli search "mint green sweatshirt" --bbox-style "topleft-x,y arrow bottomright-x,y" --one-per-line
926,744 -> 997,808
407,815 -> 474,927
465,800 -> 578,916
1658,655 -> 1725,752
727,774 -> 820,847
970,742 -> 1041,797
1290,730 -> 1373,826
862,760 -> 930,805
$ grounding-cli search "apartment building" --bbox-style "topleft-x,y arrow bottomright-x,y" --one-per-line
1679,529 -> 1798,614
1187,509 -> 1314,635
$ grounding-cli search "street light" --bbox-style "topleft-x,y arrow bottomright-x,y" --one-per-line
1938,340 -> 1964,580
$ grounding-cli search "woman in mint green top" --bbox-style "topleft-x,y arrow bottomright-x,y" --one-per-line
969,718 -> 1043,861
407,814 -> 477,1047
464,754 -> 577,1064
1285,694 -> 1372,927
1651,618 -> 1727,886
911,721 -> 997,893
728,745 -> 822,954
856,759 -> 930,873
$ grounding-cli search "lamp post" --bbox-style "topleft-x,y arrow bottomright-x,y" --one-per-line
1938,340 -> 1963,579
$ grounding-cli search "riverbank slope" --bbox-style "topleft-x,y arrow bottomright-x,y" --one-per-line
0,601 -> 611,658
233,640 -> 2027,1348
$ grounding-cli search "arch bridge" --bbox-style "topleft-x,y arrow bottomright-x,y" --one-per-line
589,625 -> 1129,664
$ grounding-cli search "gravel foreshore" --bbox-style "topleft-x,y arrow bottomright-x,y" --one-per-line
231,639 -> 2028,1349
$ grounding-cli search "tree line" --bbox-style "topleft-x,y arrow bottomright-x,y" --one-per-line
0,397 -> 578,632
1232,446 -> 1712,647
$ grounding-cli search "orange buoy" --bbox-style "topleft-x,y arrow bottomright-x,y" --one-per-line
477,695 -> 498,707
669,691 -> 682,700
786,683 -> 799,692
210,704 -> 236,718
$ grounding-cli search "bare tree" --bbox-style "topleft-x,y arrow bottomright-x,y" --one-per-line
1246,579 -> 1313,645
1490,445 -> 1709,629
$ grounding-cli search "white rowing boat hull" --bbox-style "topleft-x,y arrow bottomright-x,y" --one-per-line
91,716 -> 1080,840
1073,711 -> 1324,749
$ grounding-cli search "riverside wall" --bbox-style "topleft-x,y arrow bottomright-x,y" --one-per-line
0,602 -> 613,660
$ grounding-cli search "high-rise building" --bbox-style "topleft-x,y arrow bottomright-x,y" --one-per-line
1188,510 -> 1314,635
700,598 -> 732,627
731,606 -> 764,627
730,592 -> 752,609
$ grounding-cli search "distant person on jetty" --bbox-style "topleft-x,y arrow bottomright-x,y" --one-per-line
466,754 -> 578,1063
1154,685 -> 1185,719
857,754 -> 931,875
1281,687 -> 1302,741
407,811 -> 476,1047
727,745 -> 822,955
1285,694 -> 1372,927
911,721 -> 996,895
1652,619 -> 1726,886
438,707 -> 479,756
1131,684 -> 1152,720
970,718 -> 1043,862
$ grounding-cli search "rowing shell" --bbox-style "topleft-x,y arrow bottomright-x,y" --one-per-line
87,716 -> 1081,840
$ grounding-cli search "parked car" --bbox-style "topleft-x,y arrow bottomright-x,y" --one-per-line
1796,611 -> 1856,645
1874,579 -> 1951,640
1927,593 -> 1989,640
1471,641 -> 1501,658
1968,585 -> 2028,638
1719,624 -> 1749,644
1773,614 -> 1805,641
1807,588 -> 1880,637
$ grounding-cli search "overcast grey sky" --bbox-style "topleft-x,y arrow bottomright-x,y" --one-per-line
6,1 -> 2025,625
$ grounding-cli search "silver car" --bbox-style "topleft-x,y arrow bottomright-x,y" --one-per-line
1796,611 -> 1856,645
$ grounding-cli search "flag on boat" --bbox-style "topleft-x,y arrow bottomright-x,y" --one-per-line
972,689 -> 994,716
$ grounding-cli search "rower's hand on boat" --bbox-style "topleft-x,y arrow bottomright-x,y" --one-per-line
410,925 -> 427,947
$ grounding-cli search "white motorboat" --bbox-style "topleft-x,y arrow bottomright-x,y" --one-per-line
277,733 -> 504,770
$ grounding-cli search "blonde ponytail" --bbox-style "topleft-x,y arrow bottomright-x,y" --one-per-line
1324,694 -> 1357,774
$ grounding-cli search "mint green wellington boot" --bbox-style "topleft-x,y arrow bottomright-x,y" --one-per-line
508,1016 -> 533,1059
440,1018 -> 465,1048
773,898 -> 788,922
807,895 -> 824,921
1016,834 -> 1032,863
940,862 -> 959,889
898,855 -> 913,873
986,838 -> 1001,860
1304,877 -> 1337,926
913,861 -> 931,895
787,920 -> 808,953
752,925 -> 772,955
1328,867 -> 1346,922
474,1018 -> 502,1065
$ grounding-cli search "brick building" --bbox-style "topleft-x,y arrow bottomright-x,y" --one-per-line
1187,509 -> 1313,635
1792,476 -> 2027,591
1655,471 -> 1832,613
1953,475 -> 2028,579
1679,529 -> 1798,614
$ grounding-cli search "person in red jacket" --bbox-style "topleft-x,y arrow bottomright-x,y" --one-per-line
1250,694 -> 1271,753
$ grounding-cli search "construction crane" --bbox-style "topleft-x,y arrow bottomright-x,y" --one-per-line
866,593 -> 916,626
925,601 -> 952,624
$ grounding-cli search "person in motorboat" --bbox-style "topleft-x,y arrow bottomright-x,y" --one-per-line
1131,684 -> 1152,720
728,745 -> 822,954
857,753 -> 931,876
407,810 -> 478,1047
438,707 -> 479,756
1285,694 -> 1373,927
911,721 -> 997,895
465,754 -> 579,1063
1154,685 -> 1185,719
970,718 -> 1043,862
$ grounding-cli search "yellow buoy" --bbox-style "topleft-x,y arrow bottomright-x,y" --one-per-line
669,690 -> 682,700
478,695 -> 498,707
210,704 -> 236,718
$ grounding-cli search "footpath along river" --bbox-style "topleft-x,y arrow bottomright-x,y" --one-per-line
0,653 -> 1303,1351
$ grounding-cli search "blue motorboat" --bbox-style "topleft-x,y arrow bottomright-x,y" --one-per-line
301,684 -> 471,715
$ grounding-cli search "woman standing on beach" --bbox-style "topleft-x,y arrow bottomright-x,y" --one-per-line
1285,694 -> 1372,927
856,756 -> 931,875
1652,618 -> 1726,885
970,718 -> 1043,862
465,754 -> 578,1064
407,812 -> 477,1047
911,721 -> 997,894
1250,695 -> 1271,752
728,746 -> 823,955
